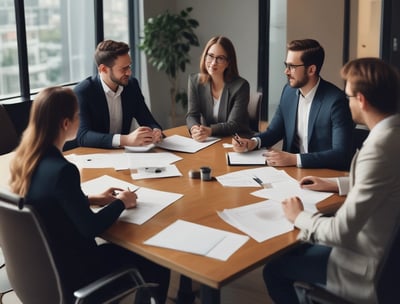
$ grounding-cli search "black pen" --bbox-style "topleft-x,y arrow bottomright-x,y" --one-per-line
253,176 -> 264,187
233,133 -> 242,145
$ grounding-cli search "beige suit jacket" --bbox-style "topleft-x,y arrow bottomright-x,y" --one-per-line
295,114 -> 400,303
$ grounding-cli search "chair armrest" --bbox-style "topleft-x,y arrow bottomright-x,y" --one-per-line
294,281 -> 353,304
73,267 -> 158,303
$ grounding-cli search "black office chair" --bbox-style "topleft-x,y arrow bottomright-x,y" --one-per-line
0,104 -> 19,155
0,189 -> 157,304
294,222 -> 400,304
247,92 -> 263,133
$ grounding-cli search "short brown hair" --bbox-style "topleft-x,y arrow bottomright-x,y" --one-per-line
94,40 -> 130,67
341,57 -> 400,114
287,39 -> 325,75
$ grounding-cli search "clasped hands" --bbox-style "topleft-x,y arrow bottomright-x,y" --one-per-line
190,125 -> 212,142
121,126 -> 162,146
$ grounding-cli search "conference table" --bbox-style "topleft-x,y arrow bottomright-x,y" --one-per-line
66,125 -> 347,304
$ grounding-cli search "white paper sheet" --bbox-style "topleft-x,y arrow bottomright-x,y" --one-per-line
156,135 -> 221,153
119,187 -> 183,224
144,219 -> 249,261
81,175 -> 139,194
251,180 -> 333,213
66,153 -> 129,170
124,144 -> 155,152
127,152 -> 182,168
226,149 -> 266,165
216,166 -> 289,187
218,200 -> 294,242
130,164 -> 183,179
82,175 -> 183,225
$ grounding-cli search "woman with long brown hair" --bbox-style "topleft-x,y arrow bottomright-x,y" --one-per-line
9,86 -> 170,303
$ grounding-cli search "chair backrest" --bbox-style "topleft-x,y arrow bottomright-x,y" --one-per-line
375,222 -> 400,304
248,92 -> 263,133
0,104 -> 19,155
0,189 -> 66,304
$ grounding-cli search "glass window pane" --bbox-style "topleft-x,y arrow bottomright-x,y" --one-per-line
103,0 -> 129,43
0,1 -> 20,99
25,0 -> 95,92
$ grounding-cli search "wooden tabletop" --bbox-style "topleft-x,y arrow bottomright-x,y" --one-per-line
66,126 -> 347,289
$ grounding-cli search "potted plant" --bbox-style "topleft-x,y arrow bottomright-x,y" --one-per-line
140,7 -> 199,126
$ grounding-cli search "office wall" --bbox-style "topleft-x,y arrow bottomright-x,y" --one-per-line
287,0 -> 345,89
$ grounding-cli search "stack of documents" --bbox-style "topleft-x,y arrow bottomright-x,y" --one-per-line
81,175 -> 183,225
144,219 -> 249,261
218,200 -> 293,242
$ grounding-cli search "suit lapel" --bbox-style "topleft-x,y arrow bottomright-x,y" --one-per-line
95,75 -> 111,131
307,87 -> 323,145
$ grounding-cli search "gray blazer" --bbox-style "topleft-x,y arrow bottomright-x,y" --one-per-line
295,114 -> 400,303
186,73 -> 251,136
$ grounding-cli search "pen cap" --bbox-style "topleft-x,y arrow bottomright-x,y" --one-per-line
199,166 -> 212,181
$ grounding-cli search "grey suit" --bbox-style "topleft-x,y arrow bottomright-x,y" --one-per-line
295,114 -> 400,303
186,73 -> 252,136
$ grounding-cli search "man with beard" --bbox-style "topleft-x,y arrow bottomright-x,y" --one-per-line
232,39 -> 354,170
74,40 -> 163,149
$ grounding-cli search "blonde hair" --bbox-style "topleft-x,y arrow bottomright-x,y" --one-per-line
9,87 -> 78,196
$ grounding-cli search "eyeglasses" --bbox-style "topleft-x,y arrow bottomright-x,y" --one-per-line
345,94 -> 356,100
284,62 -> 306,71
206,53 -> 227,64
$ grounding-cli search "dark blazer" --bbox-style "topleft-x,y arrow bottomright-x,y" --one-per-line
259,78 -> 354,170
186,73 -> 252,136
74,75 -> 162,148
26,146 -> 125,294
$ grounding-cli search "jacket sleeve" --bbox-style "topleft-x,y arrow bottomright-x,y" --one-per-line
74,78 -> 114,148
186,74 -> 202,131
55,163 -> 125,238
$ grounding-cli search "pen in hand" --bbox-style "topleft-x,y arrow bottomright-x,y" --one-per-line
233,133 -> 242,146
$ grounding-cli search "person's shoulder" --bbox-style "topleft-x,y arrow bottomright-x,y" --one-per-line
189,73 -> 200,81
74,75 -> 98,92
226,76 -> 249,89
319,78 -> 344,95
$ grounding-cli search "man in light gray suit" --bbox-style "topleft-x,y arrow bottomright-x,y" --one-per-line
263,57 -> 400,303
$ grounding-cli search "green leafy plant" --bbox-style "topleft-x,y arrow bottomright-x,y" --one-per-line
140,7 -> 199,125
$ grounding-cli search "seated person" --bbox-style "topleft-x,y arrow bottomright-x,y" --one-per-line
263,58 -> 400,304
9,87 -> 170,303
186,36 -> 252,142
74,40 -> 163,149
232,39 -> 354,171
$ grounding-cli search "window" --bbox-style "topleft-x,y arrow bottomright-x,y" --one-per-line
0,0 -> 137,102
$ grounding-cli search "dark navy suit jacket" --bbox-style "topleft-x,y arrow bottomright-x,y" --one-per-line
259,78 -> 354,170
74,75 -> 162,148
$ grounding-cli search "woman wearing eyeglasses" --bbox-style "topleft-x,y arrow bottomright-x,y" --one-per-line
186,36 -> 252,142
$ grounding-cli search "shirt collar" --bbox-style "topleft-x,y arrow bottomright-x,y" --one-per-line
297,77 -> 320,101
99,74 -> 123,97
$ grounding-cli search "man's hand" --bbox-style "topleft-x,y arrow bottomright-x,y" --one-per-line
262,149 -> 297,166
152,128 -> 163,143
232,135 -> 257,152
282,196 -> 304,223
299,176 -> 339,192
121,126 -> 154,146
190,125 -> 211,142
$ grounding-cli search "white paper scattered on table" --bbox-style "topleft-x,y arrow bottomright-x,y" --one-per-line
124,144 -> 155,152
130,164 -> 183,180
156,135 -> 221,153
218,200 -> 293,243
66,153 -> 128,169
81,175 -> 139,194
144,219 -> 249,261
226,149 -> 266,165
216,166 -> 290,188
251,180 -> 333,213
128,152 -> 182,169
82,175 -> 183,225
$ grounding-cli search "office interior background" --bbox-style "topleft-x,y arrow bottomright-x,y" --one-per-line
0,0 -> 398,130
